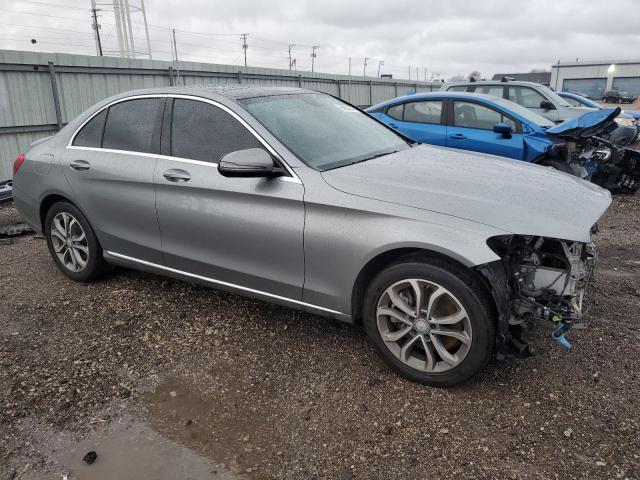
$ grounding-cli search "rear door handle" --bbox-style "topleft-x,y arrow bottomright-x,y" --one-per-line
163,168 -> 191,182
449,133 -> 467,140
388,123 -> 399,129
69,160 -> 91,171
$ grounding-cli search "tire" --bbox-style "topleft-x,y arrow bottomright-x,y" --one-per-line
362,255 -> 496,386
44,201 -> 109,282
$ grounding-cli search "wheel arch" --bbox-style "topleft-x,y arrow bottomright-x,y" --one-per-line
350,246 -> 496,325
39,193 -> 81,233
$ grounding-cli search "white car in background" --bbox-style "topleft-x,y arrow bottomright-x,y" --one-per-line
441,80 -> 593,123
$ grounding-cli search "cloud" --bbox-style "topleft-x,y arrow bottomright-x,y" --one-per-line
1,0 -> 639,80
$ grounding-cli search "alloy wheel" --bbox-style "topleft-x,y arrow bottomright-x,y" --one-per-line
376,279 -> 472,373
50,212 -> 89,272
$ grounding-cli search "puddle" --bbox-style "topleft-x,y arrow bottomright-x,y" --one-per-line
21,417 -> 240,480
145,377 -> 282,478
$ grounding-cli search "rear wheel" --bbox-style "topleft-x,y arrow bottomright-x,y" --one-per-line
44,201 -> 109,282
362,256 -> 496,386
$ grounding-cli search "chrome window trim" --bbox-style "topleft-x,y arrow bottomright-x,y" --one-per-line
105,251 -> 345,316
66,93 -> 302,184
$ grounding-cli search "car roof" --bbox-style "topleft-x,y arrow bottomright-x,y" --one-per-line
367,91 -> 507,111
101,85 -> 316,105
443,80 -> 543,88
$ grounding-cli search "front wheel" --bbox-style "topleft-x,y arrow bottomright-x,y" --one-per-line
362,256 -> 496,386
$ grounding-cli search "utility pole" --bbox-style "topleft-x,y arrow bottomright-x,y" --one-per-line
140,0 -> 151,58
364,57 -> 371,77
348,57 -> 352,102
171,28 -> 180,84
123,0 -> 135,58
288,44 -> 296,70
311,45 -> 319,73
241,33 -> 248,67
90,0 -> 102,56
377,60 -> 384,78
408,66 -> 411,80
424,68 -> 427,81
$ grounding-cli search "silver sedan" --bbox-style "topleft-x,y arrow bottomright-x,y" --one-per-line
12,86 -> 611,386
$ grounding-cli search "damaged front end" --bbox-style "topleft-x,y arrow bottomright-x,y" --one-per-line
478,235 -> 597,359
547,107 -> 640,192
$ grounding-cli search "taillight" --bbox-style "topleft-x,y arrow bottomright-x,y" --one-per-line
13,153 -> 25,176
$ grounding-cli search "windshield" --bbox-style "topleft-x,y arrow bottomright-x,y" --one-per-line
567,95 -> 600,109
492,97 -> 555,127
240,93 -> 409,170
537,85 -> 571,107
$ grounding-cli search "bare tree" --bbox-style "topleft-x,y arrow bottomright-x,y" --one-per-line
447,74 -> 466,82
468,70 -> 482,81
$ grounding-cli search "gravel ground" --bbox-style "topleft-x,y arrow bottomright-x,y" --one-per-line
1,195 -> 639,480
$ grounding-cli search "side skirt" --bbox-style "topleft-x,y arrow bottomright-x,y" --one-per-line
103,251 -> 353,323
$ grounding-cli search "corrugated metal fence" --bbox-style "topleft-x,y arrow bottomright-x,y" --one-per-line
0,49 -> 442,179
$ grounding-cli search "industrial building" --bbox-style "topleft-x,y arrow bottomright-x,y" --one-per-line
550,60 -> 640,99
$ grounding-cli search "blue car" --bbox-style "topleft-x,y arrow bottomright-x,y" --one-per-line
558,91 -> 640,122
366,92 -> 563,165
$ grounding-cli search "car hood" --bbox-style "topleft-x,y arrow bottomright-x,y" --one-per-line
547,107 -> 620,140
321,145 -> 611,243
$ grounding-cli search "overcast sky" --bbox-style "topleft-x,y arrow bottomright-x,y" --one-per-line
1,0 -> 639,80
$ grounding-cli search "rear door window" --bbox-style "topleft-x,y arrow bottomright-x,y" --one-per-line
102,98 -> 163,154
170,99 -> 262,163
403,100 -> 443,124
73,109 -> 107,148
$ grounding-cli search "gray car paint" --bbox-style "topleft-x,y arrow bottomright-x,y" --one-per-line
13,86 -> 612,322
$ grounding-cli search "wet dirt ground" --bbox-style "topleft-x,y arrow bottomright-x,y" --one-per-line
1,194 -> 639,480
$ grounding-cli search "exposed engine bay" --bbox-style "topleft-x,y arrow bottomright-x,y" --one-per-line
565,136 -> 640,192
480,235 -> 597,358
545,107 -> 640,192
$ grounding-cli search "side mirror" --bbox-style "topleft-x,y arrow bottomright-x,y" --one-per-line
539,100 -> 556,111
493,122 -> 513,139
218,148 -> 280,178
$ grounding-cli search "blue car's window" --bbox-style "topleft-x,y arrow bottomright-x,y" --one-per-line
386,104 -> 404,121
241,93 -> 410,171
453,101 -> 515,130
447,86 -> 468,92
492,98 -> 555,127
403,101 -> 443,124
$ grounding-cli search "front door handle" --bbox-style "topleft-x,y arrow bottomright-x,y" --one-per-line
388,123 -> 399,129
163,168 -> 191,183
449,133 -> 467,140
69,160 -> 91,171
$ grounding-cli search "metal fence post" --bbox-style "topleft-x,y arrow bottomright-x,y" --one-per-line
47,62 -> 63,131
336,80 -> 342,99
238,71 -> 243,84
369,80 -> 373,106
298,74 -> 302,88
395,82 -> 398,97
168,66 -> 174,86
